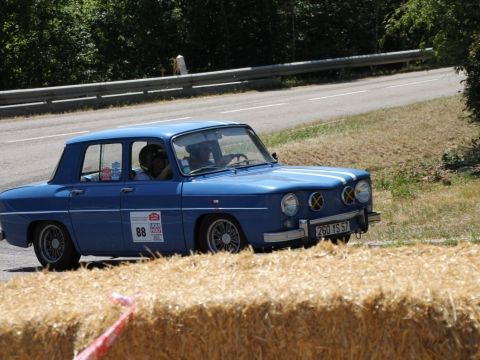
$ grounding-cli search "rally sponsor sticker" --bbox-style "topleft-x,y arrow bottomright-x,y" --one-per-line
130,211 -> 164,242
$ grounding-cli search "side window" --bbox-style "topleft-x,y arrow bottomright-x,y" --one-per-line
130,141 -> 171,181
131,141 -> 147,171
80,143 -> 122,182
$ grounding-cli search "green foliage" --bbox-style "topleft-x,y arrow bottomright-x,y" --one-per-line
384,0 -> 480,122
442,136 -> 480,172
376,170 -> 421,199
465,37 -> 480,123
84,0 -> 182,80
0,0 -> 97,88
0,0 -> 405,90
262,121 -> 356,148
470,232 -> 480,245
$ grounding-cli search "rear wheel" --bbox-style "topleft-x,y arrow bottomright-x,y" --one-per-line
199,215 -> 246,253
33,222 -> 80,270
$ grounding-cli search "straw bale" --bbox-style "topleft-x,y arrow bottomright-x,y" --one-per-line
1,243 -> 480,359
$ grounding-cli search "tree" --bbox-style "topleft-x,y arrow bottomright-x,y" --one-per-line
0,0 -> 97,89
385,0 -> 480,122
85,0 -> 183,80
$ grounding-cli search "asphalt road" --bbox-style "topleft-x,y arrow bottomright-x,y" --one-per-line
0,67 -> 465,281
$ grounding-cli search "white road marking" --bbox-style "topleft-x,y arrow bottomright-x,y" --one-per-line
386,78 -> 440,89
308,90 -> 368,101
7,131 -> 90,143
0,74 -> 448,145
117,116 -> 192,128
220,103 -> 287,114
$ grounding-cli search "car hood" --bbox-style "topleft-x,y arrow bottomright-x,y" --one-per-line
182,165 -> 369,195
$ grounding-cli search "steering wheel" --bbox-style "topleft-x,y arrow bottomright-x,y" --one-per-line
228,153 -> 249,166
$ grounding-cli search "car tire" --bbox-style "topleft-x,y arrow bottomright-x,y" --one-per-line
330,234 -> 351,245
199,215 -> 246,253
33,222 -> 80,270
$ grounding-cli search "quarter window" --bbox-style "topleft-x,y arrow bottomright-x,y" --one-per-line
80,143 -> 122,182
130,141 -> 171,180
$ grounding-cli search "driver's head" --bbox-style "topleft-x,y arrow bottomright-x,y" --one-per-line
188,141 -> 212,162
139,144 -> 167,176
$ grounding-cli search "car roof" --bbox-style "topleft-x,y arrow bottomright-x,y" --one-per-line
66,120 -> 242,144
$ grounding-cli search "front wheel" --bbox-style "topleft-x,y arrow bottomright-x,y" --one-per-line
33,222 -> 80,270
199,215 -> 246,253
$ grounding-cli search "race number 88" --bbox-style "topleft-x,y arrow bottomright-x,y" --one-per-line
136,227 -> 147,237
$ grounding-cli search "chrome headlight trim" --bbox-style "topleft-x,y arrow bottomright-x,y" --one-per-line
341,186 -> 355,205
355,180 -> 371,203
281,193 -> 299,216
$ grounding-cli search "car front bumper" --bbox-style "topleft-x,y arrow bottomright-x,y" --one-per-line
263,210 -> 381,243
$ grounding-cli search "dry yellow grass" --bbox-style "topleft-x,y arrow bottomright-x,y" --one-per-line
1,244 -> 480,359
366,180 -> 480,242
266,96 -> 480,243
268,96 -> 475,172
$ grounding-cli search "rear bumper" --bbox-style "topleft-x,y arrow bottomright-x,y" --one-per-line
264,210 -> 381,243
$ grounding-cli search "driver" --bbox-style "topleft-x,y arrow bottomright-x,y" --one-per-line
186,141 -> 236,171
186,142 -> 214,170
135,144 -> 172,180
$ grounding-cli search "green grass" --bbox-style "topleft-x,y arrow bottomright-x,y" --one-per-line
263,120 -> 363,148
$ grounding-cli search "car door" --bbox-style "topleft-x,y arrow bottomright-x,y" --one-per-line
69,142 -> 125,254
120,140 -> 185,254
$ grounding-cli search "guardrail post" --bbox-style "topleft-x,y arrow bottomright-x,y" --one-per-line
175,55 -> 192,93
175,55 -> 189,75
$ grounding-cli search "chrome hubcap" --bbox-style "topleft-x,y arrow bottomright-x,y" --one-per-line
221,233 -> 231,245
207,219 -> 241,253
39,225 -> 65,262
51,238 -> 60,249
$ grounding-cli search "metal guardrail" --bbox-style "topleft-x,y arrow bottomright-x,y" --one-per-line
0,48 -> 433,117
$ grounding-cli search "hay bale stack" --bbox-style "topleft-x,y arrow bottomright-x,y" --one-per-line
1,243 -> 479,359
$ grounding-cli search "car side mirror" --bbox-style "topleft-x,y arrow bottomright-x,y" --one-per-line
271,152 -> 278,161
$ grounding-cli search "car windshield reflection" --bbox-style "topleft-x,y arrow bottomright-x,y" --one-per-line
172,126 -> 274,175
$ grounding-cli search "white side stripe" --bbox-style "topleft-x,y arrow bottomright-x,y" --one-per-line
0,211 -> 69,216
288,168 -> 357,180
275,170 -> 347,184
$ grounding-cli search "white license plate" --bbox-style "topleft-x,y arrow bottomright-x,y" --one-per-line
316,221 -> 350,237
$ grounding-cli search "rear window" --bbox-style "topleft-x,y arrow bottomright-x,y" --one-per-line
80,143 -> 122,182
48,147 -> 66,182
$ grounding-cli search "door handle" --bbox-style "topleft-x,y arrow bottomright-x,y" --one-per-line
71,189 -> 85,196
121,187 -> 135,193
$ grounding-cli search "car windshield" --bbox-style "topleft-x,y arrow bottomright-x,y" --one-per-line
172,126 -> 275,175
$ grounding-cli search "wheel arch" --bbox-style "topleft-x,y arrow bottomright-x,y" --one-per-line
27,220 -> 80,253
27,221 -> 42,246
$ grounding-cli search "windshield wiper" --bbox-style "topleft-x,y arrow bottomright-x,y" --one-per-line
228,159 -> 268,169
188,165 -> 225,175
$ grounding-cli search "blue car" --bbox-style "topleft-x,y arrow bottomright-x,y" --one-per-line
0,121 -> 380,270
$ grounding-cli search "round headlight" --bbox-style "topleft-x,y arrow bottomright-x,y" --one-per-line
281,193 -> 299,216
355,180 -> 371,203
